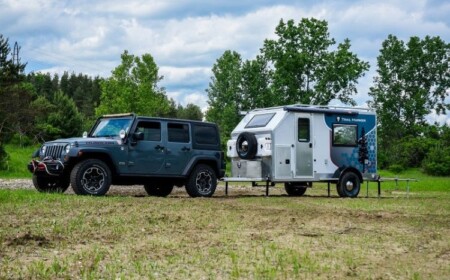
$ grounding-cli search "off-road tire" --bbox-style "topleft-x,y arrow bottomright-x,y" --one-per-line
70,159 -> 112,196
32,175 -> 70,193
284,182 -> 308,196
144,184 -> 174,197
338,172 -> 361,198
185,164 -> 217,197
236,132 -> 258,160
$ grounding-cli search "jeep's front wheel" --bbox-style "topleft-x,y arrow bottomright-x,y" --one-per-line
32,175 -> 70,193
185,164 -> 217,197
70,159 -> 112,196
144,184 -> 173,197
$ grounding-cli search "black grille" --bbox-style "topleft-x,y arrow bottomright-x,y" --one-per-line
45,144 -> 65,159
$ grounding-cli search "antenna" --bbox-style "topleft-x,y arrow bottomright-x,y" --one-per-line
12,41 -> 20,65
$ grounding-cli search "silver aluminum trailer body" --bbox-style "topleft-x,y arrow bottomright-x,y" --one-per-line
226,104 -> 378,197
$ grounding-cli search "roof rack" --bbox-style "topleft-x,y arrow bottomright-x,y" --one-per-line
250,104 -> 374,114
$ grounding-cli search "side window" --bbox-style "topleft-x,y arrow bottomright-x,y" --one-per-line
168,123 -> 190,143
193,125 -> 218,145
136,121 -> 161,141
333,124 -> 357,146
298,118 -> 310,142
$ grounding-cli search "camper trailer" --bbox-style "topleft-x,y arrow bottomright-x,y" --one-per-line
226,104 -> 378,198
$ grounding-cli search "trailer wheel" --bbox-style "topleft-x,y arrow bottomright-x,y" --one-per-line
284,182 -> 308,196
32,175 -> 70,193
144,184 -> 174,197
338,172 -> 360,198
185,164 -> 217,197
236,132 -> 258,159
70,159 -> 112,196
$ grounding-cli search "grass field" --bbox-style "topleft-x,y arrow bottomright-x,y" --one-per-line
0,144 -> 37,179
1,185 -> 449,279
1,145 -> 449,279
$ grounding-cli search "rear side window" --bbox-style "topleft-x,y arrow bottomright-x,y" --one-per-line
193,125 -> 219,145
168,123 -> 190,143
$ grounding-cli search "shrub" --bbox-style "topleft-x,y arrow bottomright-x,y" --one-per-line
0,145 -> 9,170
422,144 -> 450,176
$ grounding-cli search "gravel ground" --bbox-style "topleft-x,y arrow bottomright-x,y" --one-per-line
0,178 -> 281,197
0,179 -> 34,190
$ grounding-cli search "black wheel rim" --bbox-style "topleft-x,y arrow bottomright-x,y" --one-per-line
81,166 -> 106,193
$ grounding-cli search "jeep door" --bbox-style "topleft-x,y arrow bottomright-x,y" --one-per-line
163,122 -> 192,175
127,120 -> 165,174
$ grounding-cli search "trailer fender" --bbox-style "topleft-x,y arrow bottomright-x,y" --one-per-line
333,167 -> 363,183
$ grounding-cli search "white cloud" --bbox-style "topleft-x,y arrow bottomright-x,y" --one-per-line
1,0 -> 448,122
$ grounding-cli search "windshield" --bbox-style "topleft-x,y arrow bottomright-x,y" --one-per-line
91,118 -> 132,138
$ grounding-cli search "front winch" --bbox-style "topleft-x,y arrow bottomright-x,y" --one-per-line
28,157 -> 65,176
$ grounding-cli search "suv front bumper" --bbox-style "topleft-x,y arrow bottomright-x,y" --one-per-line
28,159 -> 65,176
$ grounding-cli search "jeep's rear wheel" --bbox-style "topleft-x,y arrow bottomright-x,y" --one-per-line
70,159 -> 111,196
32,175 -> 70,193
185,164 -> 217,197
144,184 -> 173,197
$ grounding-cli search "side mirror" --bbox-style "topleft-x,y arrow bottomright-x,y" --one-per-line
82,131 -> 88,138
133,131 -> 144,141
119,129 -> 127,139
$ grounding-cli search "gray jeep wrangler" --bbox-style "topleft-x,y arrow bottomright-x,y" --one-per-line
28,113 -> 226,197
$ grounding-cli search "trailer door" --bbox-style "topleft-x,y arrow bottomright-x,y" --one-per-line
295,115 -> 313,177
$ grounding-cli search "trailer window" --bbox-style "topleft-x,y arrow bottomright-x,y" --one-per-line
333,124 -> 357,146
245,113 -> 275,128
298,118 -> 310,142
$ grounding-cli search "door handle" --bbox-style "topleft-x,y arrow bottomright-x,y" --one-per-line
155,145 -> 164,151
181,146 -> 191,152
309,143 -> 312,148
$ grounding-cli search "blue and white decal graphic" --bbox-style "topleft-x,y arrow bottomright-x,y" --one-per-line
324,114 -> 377,173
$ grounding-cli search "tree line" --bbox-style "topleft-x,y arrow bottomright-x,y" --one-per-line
204,18 -> 449,176
0,35 -> 203,170
1,18 -> 449,175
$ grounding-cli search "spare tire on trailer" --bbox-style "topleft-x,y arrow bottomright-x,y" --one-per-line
236,132 -> 257,159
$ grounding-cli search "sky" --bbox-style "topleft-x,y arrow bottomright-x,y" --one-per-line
1,0 -> 449,123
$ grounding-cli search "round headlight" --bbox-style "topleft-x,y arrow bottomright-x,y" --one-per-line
65,144 -> 71,154
41,145 -> 47,155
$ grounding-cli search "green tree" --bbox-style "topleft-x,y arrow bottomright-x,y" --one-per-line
96,50 -> 171,116
32,91 -> 83,140
240,55 -> 274,109
262,18 -> 369,105
0,35 -> 33,167
369,35 -> 450,168
205,50 -> 243,146
177,103 -> 203,120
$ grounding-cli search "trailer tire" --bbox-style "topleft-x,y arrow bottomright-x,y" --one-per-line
284,182 -> 308,196
236,132 -> 258,159
144,184 -> 174,197
338,172 -> 360,198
